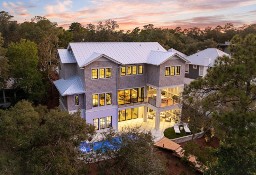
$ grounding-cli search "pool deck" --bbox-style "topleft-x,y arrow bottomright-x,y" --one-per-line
92,117 -> 175,142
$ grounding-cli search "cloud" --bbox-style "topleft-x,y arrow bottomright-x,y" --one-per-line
3,0 -> 256,30
2,1 -> 31,17
162,15 -> 244,29
45,0 -> 72,14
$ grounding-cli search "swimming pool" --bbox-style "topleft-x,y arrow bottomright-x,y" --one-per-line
79,137 -> 122,153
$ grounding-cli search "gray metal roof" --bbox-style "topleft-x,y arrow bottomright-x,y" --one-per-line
168,48 -> 187,58
186,48 -> 230,67
58,49 -> 77,63
68,42 -> 167,67
147,50 -> 189,65
58,42 -> 189,67
54,76 -> 85,96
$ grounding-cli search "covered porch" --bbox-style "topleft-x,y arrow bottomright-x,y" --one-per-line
147,85 -> 183,107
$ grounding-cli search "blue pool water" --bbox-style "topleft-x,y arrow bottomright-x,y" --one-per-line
79,137 -> 122,153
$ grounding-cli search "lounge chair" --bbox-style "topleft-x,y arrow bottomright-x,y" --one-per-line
184,123 -> 191,133
174,125 -> 181,134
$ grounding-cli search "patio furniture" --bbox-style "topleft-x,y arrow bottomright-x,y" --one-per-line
148,114 -> 154,119
184,123 -> 191,133
174,124 -> 181,134
165,117 -> 171,122
160,113 -> 166,118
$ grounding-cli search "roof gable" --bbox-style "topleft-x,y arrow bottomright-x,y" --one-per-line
187,48 -> 230,66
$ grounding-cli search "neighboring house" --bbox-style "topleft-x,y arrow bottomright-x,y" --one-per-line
184,48 -> 230,84
54,42 -> 189,132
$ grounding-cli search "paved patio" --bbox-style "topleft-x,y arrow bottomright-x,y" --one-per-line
118,117 -> 176,141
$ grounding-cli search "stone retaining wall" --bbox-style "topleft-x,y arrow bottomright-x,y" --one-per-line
171,131 -> 205,144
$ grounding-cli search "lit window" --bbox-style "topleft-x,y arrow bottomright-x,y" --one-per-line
138,65 -> 143,74
138,87 -> 144,102
99,68 -> 105,79
170,66 -> 175,76
106,116 -> 112,128
118,90 -> 125,105
131,88 -> 138,103
92,69 -> 98,79
176,66 -> 181,75
100,118 -> 106,129
105,68 -> 112,78
193,65 -> 197,69
125,89 -> 131,104
132,108 -> 138,119
75,95 -> 79,105
120,66 -> 126,76
165,67 -> 170,76
132,65 -> 137,75
106,93 -> 112,105
127,66 -> 132,75
99,93 -> 105,106
92,94 -> 98,107
185,64 -> 189,73
93,118 -> 99,130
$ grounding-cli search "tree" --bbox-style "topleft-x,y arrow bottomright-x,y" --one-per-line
0,33 -> 9,89
94,128 -> 167,175
182,34 -> 256,174
0,100 -> 95,175
0,11 -> 19,46
7,39 -> 45,102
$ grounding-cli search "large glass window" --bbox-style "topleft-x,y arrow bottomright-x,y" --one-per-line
92,94 -> 98,107
127,66 -> 132,75
138,65 -> 143,74
131,88 -> 138,103
125,89 -> 131,104
106,68 -> 112,78
138,87 -> 144,102
165,67 -> 170,76
99,93 -> 105,106
171,66 -> 175,76
106,93 -> 112,105
93,118 -> 99,130
106,116 -> 112,128
126,108 -> 132,120
92,69 -> 98,79
119,110 -> 126,121
120,66 -> 126,76
119,87 -> 144,105
75,95 -> 79,105
118,108 -> 139,122
118,90 -> 125,105
132,108 -> 138,119
99,68 -> 105,79
176,66 -> 181,75
100,118 -> 105,129
132,65 -> 137,75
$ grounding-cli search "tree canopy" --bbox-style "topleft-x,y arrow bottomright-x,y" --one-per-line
0,100 -> 95,175
182,34 -> 256,174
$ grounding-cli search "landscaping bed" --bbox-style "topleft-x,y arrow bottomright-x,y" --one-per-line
164,126 -> 189,139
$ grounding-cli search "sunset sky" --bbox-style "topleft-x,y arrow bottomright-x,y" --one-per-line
1,0 -> 256,30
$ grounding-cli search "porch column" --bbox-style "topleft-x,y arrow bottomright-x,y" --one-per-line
143,106 -> 147,122
155,110 -> 160,130
156,88 -> 161,107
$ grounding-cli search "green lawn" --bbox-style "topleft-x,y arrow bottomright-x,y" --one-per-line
164,126 -> 189,139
